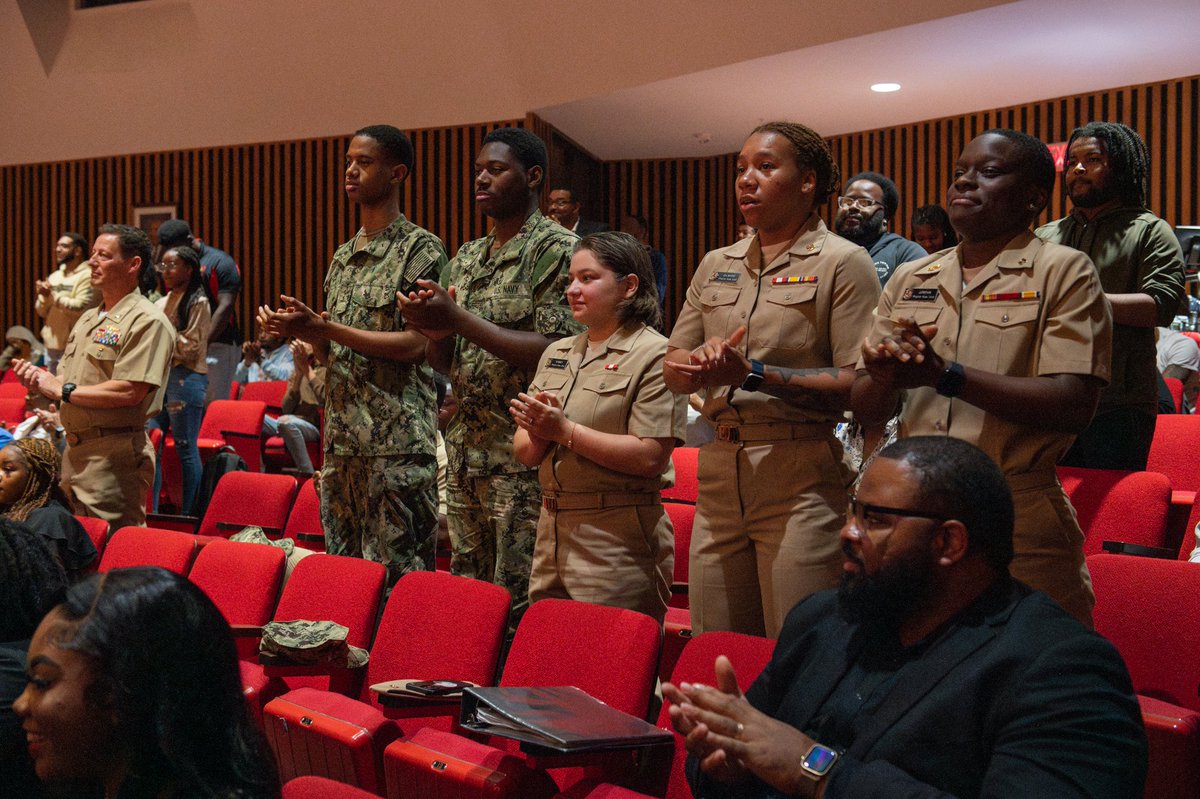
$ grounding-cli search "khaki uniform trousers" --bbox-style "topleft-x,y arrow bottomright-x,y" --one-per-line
1008,471 -> 1095,628
690,426 -> 851,638
529,492 -> 673,624
62,429 -> 154,531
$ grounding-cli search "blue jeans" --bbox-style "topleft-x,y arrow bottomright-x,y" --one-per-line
262,414 -> 321,473
148,366 -> 208,514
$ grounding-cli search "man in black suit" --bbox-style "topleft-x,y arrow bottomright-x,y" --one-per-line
664,435 -> 1146,799
548,188 -> 607,236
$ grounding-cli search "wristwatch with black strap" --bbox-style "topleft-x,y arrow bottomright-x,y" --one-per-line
740,359 -> 765,392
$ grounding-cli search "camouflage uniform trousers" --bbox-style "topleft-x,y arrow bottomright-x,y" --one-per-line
319,452 -> 438,588
447,469 -> 541,626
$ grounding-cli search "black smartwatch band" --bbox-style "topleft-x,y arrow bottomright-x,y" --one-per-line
61,382 -> 77,404
740,359 -> 765,392
935,362 -> 966,398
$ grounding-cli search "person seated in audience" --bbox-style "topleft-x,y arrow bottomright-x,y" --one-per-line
909,204 -> 957,253
665,436 -> 1146,799
147,245 -> 211,515
235,328 -> 294,387
0,326 -> 46,374
0,438 -> 96,581
0,520 -> 68,799
263,339 -> 325,477
852,129 -> 1112,627
512,231 -> 686,623
1156,326 -> 1199,412
14,567 -> 280,798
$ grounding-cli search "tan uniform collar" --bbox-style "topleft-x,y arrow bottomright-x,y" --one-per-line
722,214 -> 828,273
566,322 -> 646,360
95,290 -> 143,328
917,230 -> 1042,293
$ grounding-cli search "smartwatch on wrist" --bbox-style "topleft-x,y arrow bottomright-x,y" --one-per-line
61,382 -> 77,404
799,742 -> 840,781
740,359 -> 765,392
935,361 -> 966,398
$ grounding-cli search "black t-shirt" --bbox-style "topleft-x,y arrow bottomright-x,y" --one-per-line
196,239 -> 243,345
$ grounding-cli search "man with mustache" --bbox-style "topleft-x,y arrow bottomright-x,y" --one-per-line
833,172 -> 926,286
1037,122 -> 1185,470
664,436 -> 1145,799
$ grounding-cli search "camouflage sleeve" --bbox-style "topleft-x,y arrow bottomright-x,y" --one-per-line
530,234 -> 582,337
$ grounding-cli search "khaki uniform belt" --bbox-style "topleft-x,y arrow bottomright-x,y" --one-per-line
1005,470 -> 1059,492
714,421 -> 826,443
65,426 -> 144,446
542,491 -> 661,512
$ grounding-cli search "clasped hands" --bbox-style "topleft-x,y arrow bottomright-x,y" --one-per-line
256,296 -> 329,342
861,316 -> 945,390
509,390 -> 570,445
663,655 -> 826,798
11,358 -> 63,402
396,279 -> 460,341
666,326 -> 751,389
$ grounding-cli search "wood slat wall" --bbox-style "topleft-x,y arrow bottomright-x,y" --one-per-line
0,119 -> 520,337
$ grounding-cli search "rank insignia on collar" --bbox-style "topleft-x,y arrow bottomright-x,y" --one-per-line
92,327 -> 121,346
981,291 -> 1041,302
546,357 -> 569,369
771,275 -> 818,285
918,263 -> 943,274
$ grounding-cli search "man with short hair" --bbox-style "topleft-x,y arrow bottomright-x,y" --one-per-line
156,218 -> 244,405
35,232 -> 99,373
548,187 -> 608,237
1156,326 -> 1200,412
665,436 -> 1146,799
14,224 -> 174,530
260,124 -> 444,585
620,211 -> 668,308
235,328 -> 294,385
834,171 -> 926,286
1037,122 -> 1186,470
399,127 -> 579,622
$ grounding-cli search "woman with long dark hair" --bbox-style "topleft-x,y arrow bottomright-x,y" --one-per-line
15,567 -> 280,798
148,245 -> 211,514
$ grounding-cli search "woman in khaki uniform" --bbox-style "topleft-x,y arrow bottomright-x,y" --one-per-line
512,232 -> 686,622
664,122 -> 880,638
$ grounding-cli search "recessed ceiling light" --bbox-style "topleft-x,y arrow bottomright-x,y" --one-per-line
871,83 -> 901,93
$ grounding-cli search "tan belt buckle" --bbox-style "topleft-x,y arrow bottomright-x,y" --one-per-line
716,425 -> 740,443
66,432 -> 83,446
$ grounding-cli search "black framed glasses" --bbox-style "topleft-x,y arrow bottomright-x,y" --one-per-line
847,496 -> 947,533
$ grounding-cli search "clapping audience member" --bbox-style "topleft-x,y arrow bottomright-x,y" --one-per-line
263,339 -> 325,477
0,326 -> 46,374
147,246 -> 211,515
0,439 -> 96,581
0,521 -> 67,799
14,567 -> 280,799
513,232 -> 686,622
235,329 -> 294,386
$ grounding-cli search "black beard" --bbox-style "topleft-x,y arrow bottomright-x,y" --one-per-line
1069,185 -> 1116,209
837,548 -> 935,630
837,213 -> 886,247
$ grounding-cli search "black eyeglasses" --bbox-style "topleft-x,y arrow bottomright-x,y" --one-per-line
847,496 -> 947,533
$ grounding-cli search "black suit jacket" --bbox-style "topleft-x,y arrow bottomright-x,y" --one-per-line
689,580 -> 1146,798
574,218 -> 609,238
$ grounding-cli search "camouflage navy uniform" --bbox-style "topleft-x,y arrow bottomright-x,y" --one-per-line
442,210 -> 580,621
321,215 -> 446,586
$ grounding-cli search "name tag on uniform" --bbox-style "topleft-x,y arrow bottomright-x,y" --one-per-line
713,272 -> 740,284
901,288 -> 940,302
771,275 -> 818,285
545,357 -> 569,369
981,291 -> 1041,302
92,326 -> 121,346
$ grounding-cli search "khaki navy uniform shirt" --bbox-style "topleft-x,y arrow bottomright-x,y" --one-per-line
529,323 -> 686,495
324,215 -> 446,458
58,290 -> 175,432
442,210 -> 581,477
36,261 -> 99,352
668,215 -> 880,426
870,231 -> 1113,476
1037,207 -> 1184,413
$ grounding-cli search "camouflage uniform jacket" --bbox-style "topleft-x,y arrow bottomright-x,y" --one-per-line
442,210 -> 581,476
324,215 -> 447,457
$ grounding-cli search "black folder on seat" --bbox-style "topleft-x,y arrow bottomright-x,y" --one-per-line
460,685 -> 672,753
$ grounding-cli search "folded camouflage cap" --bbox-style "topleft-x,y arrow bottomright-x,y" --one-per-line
259,620 -> 368,668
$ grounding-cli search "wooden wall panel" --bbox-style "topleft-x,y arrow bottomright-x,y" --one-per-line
0,119 -> 520,339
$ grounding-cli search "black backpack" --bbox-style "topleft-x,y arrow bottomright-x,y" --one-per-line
193,445 -> 247,519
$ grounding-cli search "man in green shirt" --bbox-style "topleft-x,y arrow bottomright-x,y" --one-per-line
261,124 -> 445,586
1037,121 -> 1185,470
399,127 -> 579,622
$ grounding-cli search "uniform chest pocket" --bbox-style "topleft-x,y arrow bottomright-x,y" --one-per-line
84,344 -> 118,376
759,283 -> 818,351
533,372 -> 570,395
346,283 -> 399,332
575,372 -> 633,433
891,303 -> 943,328
477,289 -> 532,326
972,301 -> 1040,374
699,285 -> 743,341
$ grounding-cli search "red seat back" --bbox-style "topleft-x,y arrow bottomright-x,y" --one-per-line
664,501 -> 694,609
502,599 -> 661,720
1089,553 -> 1200,711
0,397 -> 26,426
189,538 -> 286,634
240,380 -> 289,414
661,447 -> 699,504
1149,415 -> 1200,497
363,571 -> 511,704
282,478 -> 324,551
74,515 -> 110,565
98,527 -> 197,574
283,775 -> 380,798
1164,377 -> 1185,413
1057,466 -> 1171,555
0,383 -> 26,399
198,399 -> 268,471
197,471 -> 297,539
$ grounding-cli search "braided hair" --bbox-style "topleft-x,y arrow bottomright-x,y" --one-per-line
1,439 -> 68,523
751,121 -> 840,204
1066,121 -> 1150,208
163,246 -> 208,333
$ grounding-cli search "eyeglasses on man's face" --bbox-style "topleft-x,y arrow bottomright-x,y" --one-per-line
846,495 -> 947,535
837,196 -> 882,211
